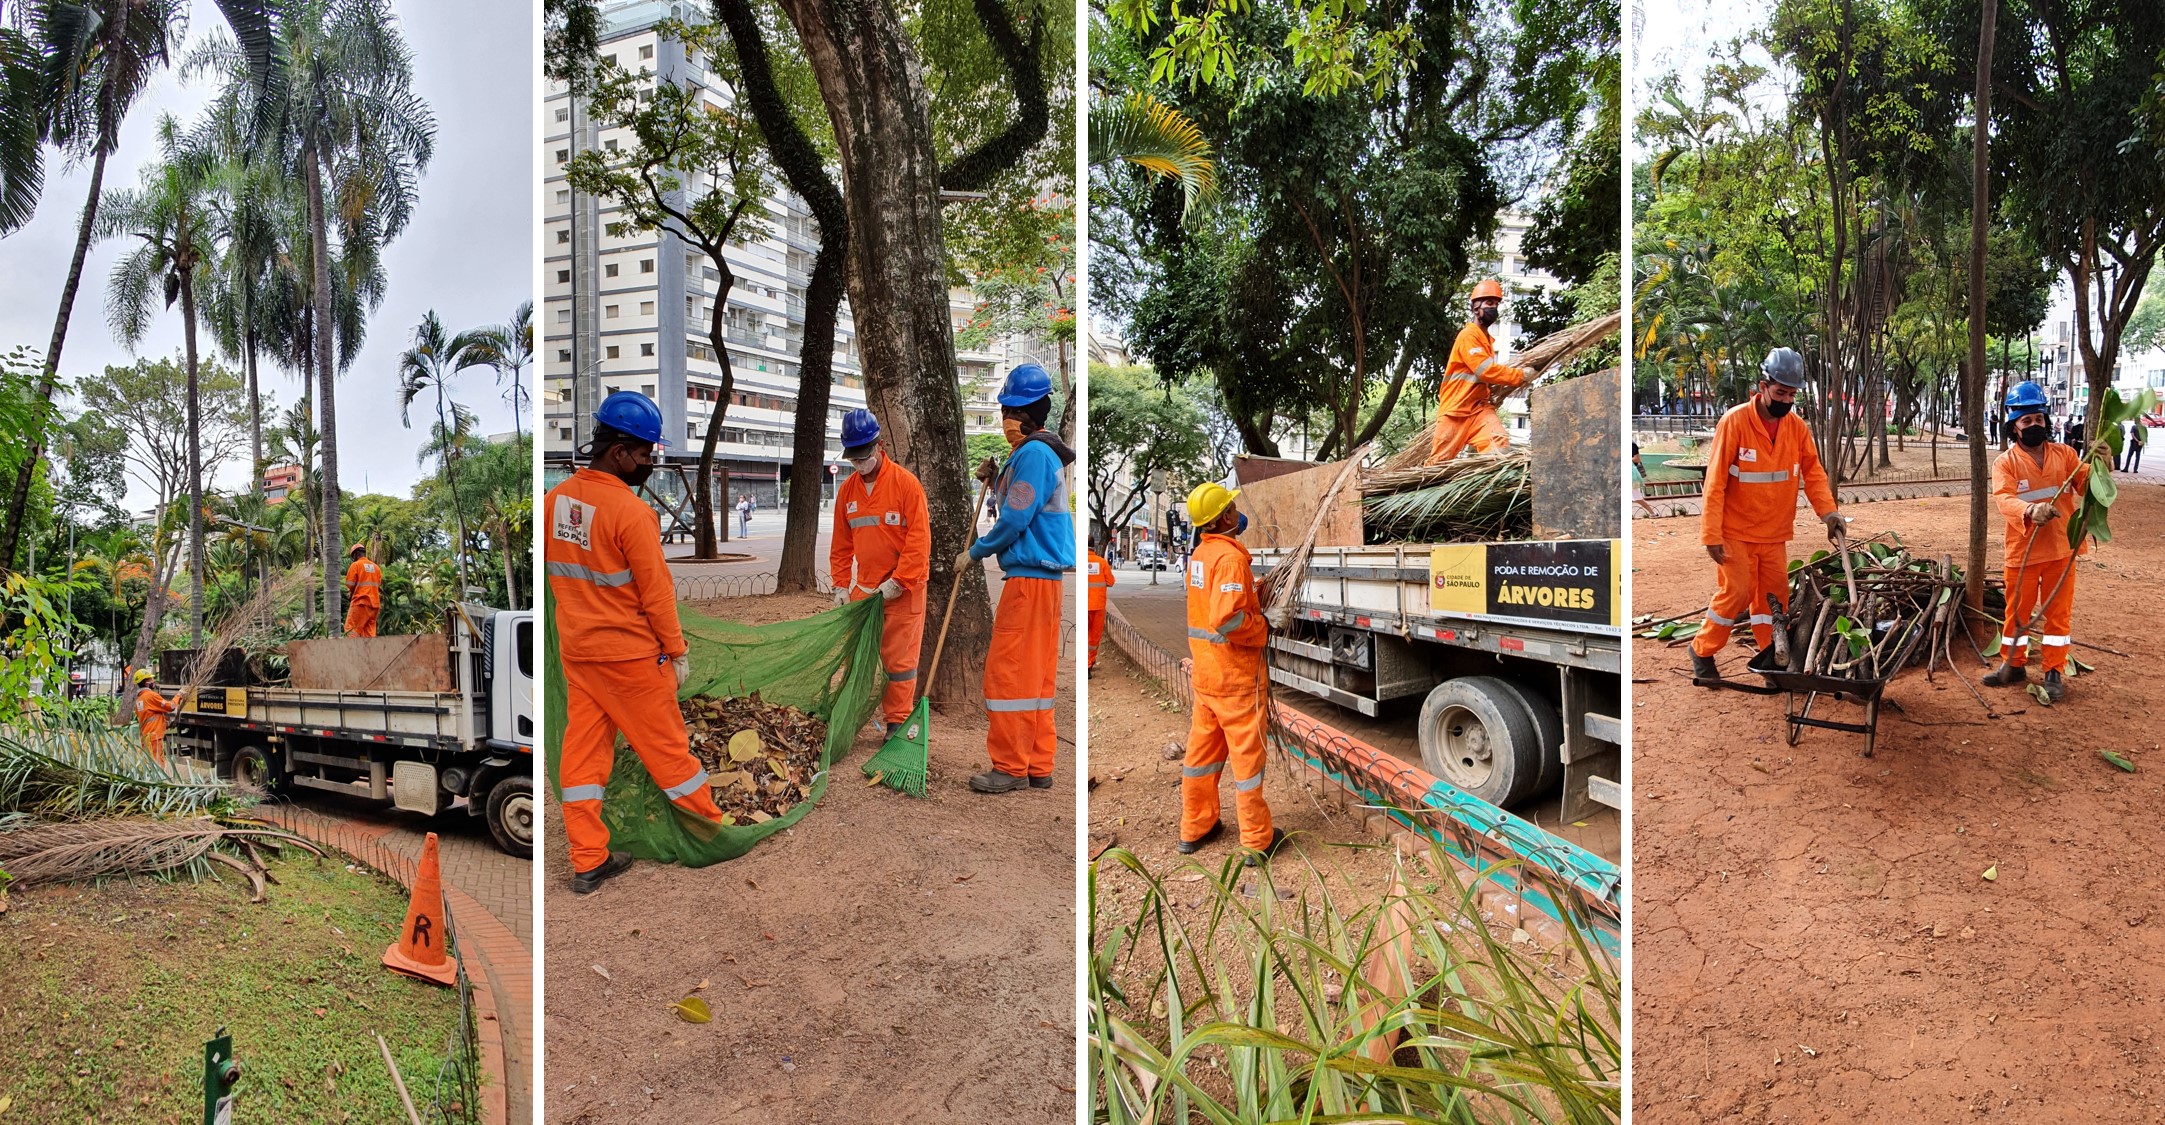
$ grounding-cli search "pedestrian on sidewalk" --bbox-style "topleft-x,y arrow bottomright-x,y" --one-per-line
737,493 -> 754,538
2130,423 -> 2146,473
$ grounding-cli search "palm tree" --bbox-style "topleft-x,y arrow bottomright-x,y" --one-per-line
196,97 -> 299,507
0,0 -> 183,573
99,115 -> 218,649
398,309 -> 468,596
1,12 -> 44,233
454,299 -> 532,441
1088,92 -> 1218,215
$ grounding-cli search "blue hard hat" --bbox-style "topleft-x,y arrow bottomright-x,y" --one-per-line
996,363 -> 1053,407
2006,381 -> 2050,418
840,408 -> 880,452
594,390 -> 668,446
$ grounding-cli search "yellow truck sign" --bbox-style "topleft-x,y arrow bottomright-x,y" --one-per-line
1428,540 -> 1620,627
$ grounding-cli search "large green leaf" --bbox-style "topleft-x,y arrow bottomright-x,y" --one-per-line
2090,467 -> 2119,506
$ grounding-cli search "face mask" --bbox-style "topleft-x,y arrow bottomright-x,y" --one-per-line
1003,417 -> 1026,447
619,461 -> 655,488
1476,305 -> 1499,329
1764,398 -> 1793,419
850,453 -> 880,477
1234,512 -> 1248,536
2019,424 -> 2048,447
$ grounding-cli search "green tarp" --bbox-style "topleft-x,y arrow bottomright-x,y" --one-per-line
543,588 -> 885,867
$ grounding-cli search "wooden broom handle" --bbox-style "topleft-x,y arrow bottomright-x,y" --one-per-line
922,478 -> 991,700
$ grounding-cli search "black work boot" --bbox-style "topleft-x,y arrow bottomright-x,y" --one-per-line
1690,653 -> 1721,682
571,851 -> 634,895
1176,822 -> 1223,855
1244,827 -> 1290,868
2041,670 -> 2066,702
1027,774 -> 1054,790
968,769 -> 1029,794
1981,662 -> 2027,688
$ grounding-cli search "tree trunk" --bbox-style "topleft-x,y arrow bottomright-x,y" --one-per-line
181,274 -> 204,649
0,146 -> 109,572
307,154 -> 344,631
496,507 -> 520,610
772,0 -> 991,701
435,380 -> 471,593
692,270 -> 735,560
245,321 -> 262,505
1965,0 -> 1997,612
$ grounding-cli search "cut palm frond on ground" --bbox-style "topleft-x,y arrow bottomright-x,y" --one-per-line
0,720 -> 237,822
0,817 -> 322,898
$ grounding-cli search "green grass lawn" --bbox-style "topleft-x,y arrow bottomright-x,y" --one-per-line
0,851 -> 474,1124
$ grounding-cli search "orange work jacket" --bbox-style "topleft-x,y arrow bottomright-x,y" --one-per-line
136,687 -> 173,739
1086,551 -> 1113,611
544,467 -> 687,662
829,457 -> 932,614
1185,533 -> 1269,696
1435,322 -> 1528,418
1699,401 -> 1837,545
1993,441 -> 2089,567
344,556 -> 383,607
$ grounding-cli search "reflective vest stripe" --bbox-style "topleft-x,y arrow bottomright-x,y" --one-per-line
847,516 -> 881,529
561,784 -> 606,803
661,770 -> 710,800
547,561 -> 635,587
1728,465 -> 1791,483
2016,487 -> 2060,502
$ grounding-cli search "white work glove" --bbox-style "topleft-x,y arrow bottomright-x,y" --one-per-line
833,586 -> 849,607
956,549 -> 977,571
671,654 -> 690,687
878,577 -> 904,601
2025,501 -> 2057,524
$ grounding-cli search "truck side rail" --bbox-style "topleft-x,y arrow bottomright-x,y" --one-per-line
177,687 -> 464,751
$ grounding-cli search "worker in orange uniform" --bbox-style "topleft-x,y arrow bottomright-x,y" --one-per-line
1178,483 -> 1286,863
1983,382 -> 2088,701
961,363 -> 1075,793
829,408 -> 931,733
1086,545 -> 1113,674
545,391 -> 726,894
1428,278 -> 1531,463
132,668 -> 173,767
344,543 -> 383,637
1690,347 -> 1846,682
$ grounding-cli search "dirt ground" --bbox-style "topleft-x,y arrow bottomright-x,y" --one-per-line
542,590 -> 1077,1125
1632,483 -> 2165,1122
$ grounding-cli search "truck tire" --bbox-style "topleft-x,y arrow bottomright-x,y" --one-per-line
1416,677 -> 1543,808
231,745 -> 276,794
485,774 -> 534,858
1480,676 -> 1566,796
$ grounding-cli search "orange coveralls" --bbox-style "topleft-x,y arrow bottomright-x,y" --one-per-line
344,555 -> 382,637
1691,402 -> 1837,658
1182,533 -> 1274,849
135,686 -> 173,766
1086,551 -> 1112,668
1428,321 -> 1529,462
545,467 -> 724,874
1993,442 -> 2088,672
829,456 -> 932,726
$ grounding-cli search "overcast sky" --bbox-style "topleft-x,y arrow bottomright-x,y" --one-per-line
0,0 -> 533,516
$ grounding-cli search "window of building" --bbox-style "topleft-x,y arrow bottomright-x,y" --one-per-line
642,384 -> 655,398
555,189 -> 569,204
556,308 -> 570,324
606,345 -> 620,359
556,229 -> 569,244
555,148 -> 568,163
555,108 -> 569,122
605,304 -> 620,318
640,301 -> 655,315
557,349 -> 572,362
639,258 -> 654,273
603,138 -> 618,152
605,263 -> 619,277
557,269 -> 570,283
642,342 -> 656,357
640,44 -> 655,60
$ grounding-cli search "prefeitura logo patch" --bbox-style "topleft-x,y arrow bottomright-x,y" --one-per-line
553,495 -> 594,548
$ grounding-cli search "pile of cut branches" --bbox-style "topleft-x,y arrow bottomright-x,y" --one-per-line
683,693 -> 827,826
1771,535 -> 1961,683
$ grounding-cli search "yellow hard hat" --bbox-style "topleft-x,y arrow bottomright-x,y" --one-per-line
1471,277 -> 1505,302
133,668 -> 153,684
1186,482 -> 1240,525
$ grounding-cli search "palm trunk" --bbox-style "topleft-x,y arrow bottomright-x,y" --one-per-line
496,507 -> 520,610
181,274 -> 204,649
307,154 -> 343,632
0,145 -> 109,571
771,0 -> 991,699
436,381 -> 470,593
245,305 -> 262,505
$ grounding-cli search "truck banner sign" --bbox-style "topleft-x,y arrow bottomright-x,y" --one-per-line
182,688 -> 248,716
1427,540 -> 1620,627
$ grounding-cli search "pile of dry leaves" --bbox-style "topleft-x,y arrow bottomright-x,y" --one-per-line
681,693 -> 828,826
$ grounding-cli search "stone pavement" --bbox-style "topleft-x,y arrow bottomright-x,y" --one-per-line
256,792 -> 531,1125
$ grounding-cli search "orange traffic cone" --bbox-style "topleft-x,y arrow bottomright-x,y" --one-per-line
382,832 -> 459,987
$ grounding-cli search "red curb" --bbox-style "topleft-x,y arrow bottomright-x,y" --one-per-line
256,807 -> 524,1125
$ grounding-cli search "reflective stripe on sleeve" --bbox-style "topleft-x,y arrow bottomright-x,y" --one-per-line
546,561 -> 635,587
661,770 -> 711,800
2016,487 -> 2060,502
1472,356 -> 1498,377
561,784 -> 606,803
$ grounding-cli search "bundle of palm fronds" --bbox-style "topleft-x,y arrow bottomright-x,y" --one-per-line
1358,449 -> 1528,496
0,720 -> 237,822
1362,455 -> 1532,543
172,564 -> 320,699
0,817 -> 322,900
1381,313 -> 1622,472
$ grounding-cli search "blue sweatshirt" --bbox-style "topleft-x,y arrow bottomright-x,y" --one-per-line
969,433 -> 1076,580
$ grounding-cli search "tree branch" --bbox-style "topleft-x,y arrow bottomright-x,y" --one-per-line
937,0 -> 1047,194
